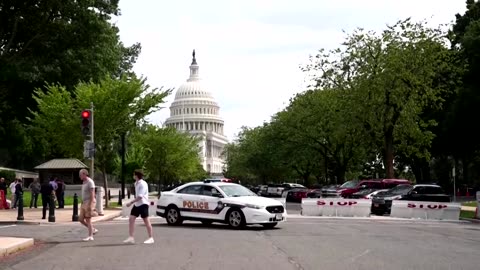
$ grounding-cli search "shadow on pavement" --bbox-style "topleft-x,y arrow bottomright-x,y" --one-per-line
153,223 -> 280,231
84,243 -> 131,247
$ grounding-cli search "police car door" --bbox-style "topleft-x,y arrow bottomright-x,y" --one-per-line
176,184 -> 206,219
201,185 -> 225,220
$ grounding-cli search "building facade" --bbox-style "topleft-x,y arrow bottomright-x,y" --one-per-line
164,50 -> 229,176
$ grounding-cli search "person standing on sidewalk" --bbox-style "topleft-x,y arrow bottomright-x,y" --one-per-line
79,169 -> 98,241
9,179 -> 17,209
55,178 -> 65,208
40,180 -> 54,219
29,179 -> 41,208
123,170 -> 154,244
12,179 -> 22,208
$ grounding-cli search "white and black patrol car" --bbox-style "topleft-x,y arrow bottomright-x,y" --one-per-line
156,181 -> 286,229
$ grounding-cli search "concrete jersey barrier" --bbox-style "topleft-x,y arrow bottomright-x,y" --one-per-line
390,200 -> 461,220
301,198 -> 371,217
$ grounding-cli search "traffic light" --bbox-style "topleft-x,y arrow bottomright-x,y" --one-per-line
81,109 -> 92,136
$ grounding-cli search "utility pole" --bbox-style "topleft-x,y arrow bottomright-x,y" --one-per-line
90,102 -> 95,177
453,164 -> 456,202
120,132 -> 126,199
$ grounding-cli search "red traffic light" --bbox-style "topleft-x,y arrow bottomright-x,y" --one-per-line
82,110 -> 91,118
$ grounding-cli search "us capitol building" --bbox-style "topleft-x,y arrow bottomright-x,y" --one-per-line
164,50 -> 229,176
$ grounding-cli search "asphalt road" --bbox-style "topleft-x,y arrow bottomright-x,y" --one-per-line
1,215 -> 480,270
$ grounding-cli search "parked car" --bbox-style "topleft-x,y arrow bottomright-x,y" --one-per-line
371,184 -> 450,215
284,188 -> 310,202
266,184 -> 286,197
321,179 -> 410,198
350,188 -> 389,199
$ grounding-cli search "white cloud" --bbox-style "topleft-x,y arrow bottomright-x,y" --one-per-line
116,0 -> 467,140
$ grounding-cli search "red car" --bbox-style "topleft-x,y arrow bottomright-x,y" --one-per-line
340,179 -> 410,198
322,179 -> 411,198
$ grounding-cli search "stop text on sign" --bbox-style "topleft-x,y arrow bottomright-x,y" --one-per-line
407,203 -> 448,209
317,200 -> 358,206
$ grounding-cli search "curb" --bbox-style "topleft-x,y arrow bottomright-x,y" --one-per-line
0,237 -> 34,258
460,217 -> 480,224
0,221 -> 40,225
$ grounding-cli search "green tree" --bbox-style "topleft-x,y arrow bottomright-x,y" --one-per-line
305,18 -> 452,178
0,0 -> 141,168
29,76 -> 171,207
273,89 -> 368,183
445,0 -> 480,183
132,125 -> 207,186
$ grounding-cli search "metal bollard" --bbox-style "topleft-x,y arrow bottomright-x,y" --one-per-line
127,189 -> 130,199
17,192 -> 24,221
95,187 -> 104,216
108,189 -> 111,201
48,193 -> 55,222
72,193 -> 79,221
118,190 -> 122,206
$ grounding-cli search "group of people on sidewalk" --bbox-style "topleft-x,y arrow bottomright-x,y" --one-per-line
0,176 -> 65,211
78,168 -> 154,244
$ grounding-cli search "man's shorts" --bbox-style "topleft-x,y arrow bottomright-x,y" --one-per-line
79,201 -> 98,219
130,204 -> 149,218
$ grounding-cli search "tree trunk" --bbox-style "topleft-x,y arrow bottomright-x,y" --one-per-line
102,168 -> 108,209
336,166 -> 346,183
384,129 -> 395,179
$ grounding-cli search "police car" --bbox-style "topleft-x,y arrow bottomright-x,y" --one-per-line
156,181 -> 286,229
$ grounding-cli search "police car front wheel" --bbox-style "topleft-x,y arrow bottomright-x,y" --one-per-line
226,209 -> 246,229
166,206 -> 183,226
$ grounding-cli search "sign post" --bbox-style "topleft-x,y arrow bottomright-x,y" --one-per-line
476,191 -> 480,219
452,165 -> 456,202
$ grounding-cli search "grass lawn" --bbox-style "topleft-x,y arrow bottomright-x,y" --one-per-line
19,191 -> 75,206
461,201 -> 478,207
460,210 -> 477,219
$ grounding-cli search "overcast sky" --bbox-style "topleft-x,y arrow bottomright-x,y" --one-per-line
113,0 -> 467,141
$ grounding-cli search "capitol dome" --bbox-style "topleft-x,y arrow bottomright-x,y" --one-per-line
164,50 -> 228,175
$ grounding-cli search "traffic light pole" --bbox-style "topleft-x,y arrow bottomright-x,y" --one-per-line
90,102 -> 95,178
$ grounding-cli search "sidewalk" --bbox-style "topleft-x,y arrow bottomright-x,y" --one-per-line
0,206 -> 121,258
0,205 -> 121,225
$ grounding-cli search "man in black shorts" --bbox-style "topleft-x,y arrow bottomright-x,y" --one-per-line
123,170 -> 153,244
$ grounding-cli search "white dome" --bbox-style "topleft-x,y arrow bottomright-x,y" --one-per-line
164,50 -> 229,176
165,50 -> 225,135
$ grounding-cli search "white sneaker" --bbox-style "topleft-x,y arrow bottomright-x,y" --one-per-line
143,238 -> 154,244
123,237 -> 135,244
93,228 -> 98,235
83,236 -> 94,241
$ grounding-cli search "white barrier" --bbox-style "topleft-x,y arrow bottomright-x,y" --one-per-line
301,198 -> 371,217
121,200 -> 158,218
390,200 -> 461,220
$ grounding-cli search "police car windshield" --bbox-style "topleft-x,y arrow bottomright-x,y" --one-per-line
219,185 -> 256,197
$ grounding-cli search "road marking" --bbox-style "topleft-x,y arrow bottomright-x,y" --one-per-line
0,225 -> 17,229
351,249 -> 370,262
